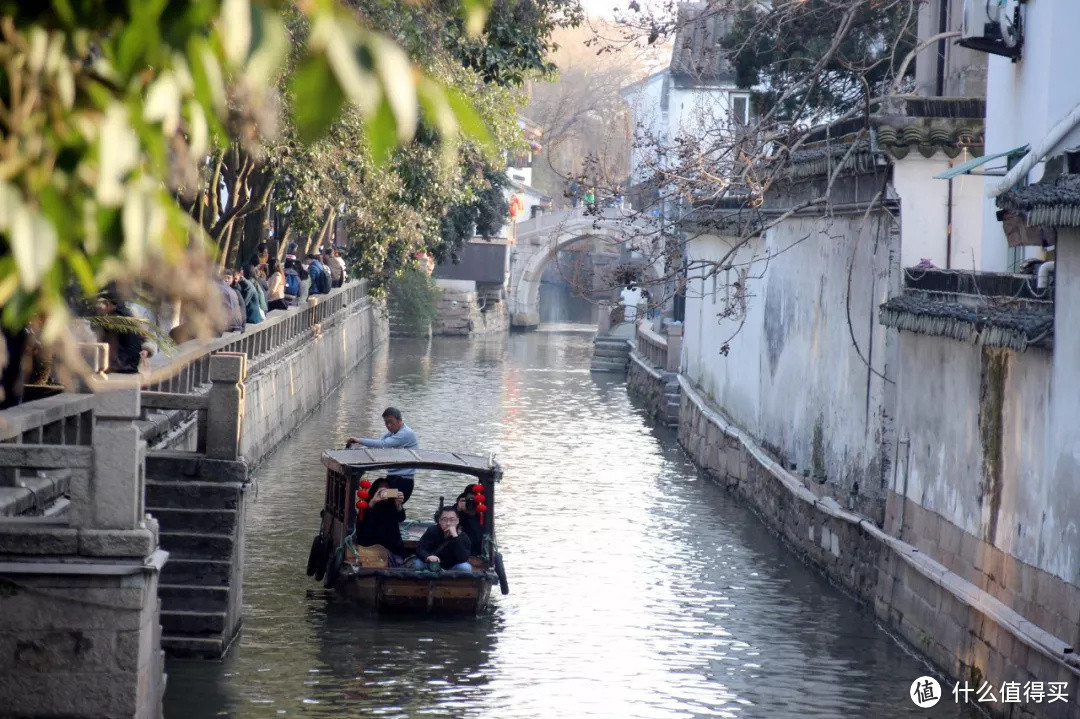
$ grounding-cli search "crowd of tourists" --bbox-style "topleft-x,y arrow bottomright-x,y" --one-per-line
215,241 -> 348,334
86,241 -> 349,377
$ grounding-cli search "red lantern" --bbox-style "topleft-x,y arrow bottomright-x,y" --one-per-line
471,484 -> 483,494
477,502 -> 487,513
359,490 -> 369,500
355,499 -> 368,510
360,479 -> 372,490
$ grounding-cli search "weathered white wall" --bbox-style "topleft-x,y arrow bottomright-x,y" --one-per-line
682,232 -> 763,431
893,335 -> 1054,563
893,154 -> 983,269
681,212 -> 895,513
1046,232 -> 1080,579
982,0 -> 1080,270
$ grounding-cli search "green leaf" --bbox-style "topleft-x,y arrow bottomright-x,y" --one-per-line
290,54 -> 345,144
366,96 -> 398,166
367,34 -> 417,142
10,202 -> 58,291
221,0 -> 253,66
462,0 -> 492,38
446,88 -> 493,152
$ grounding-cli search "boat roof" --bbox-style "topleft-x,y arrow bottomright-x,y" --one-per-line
322,448 -> 501,479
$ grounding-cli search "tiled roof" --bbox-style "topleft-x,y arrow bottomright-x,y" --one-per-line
875,121 -> 984,159
996,174 -> 1080,227
782,141 -> 881,180
879,294 -> 1053,352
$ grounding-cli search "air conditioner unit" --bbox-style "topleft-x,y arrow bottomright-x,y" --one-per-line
959,0 -> 1023,60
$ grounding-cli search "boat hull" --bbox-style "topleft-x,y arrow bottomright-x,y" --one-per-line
335,567 -> 495,615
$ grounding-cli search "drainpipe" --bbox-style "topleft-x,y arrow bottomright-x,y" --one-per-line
946,171 -> 954,269
989,99 -> 1080,197
935,0 -> 948,96
1037,260 -> 1056,289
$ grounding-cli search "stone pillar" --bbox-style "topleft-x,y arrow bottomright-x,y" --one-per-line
205,353 -> 246,462
597,302 -> 612,334
0,389 -> 165,719
82,387 -> 144,530
666,323 -> 683,373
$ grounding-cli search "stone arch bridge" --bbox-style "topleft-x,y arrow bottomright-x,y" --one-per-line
507,208 -> 657,329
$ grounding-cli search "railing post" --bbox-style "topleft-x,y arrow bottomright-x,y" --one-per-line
81,386 -> 144,530
666,323 -> 683,373
597,301 -> 612,334
205,352 -> 247,461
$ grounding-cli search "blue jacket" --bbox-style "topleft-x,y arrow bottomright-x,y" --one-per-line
355,424 -> 419,477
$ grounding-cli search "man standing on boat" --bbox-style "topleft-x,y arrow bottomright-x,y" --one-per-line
346,407 -> 419,502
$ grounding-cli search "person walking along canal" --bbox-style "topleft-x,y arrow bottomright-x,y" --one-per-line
346,406 -> 419,501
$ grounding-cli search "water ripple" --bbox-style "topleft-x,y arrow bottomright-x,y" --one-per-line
165,334 -> 977,719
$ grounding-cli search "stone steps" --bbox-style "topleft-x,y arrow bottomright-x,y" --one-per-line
592,346 -> 630,358
159,531 -> 234,561
161,609 -> 227,635
146,480 -> 243,510
591,333 -> 631,374
160,584 -> 230,613
160,557 -> 232,587
150,507 -> 238,535
161,635 -> 225,658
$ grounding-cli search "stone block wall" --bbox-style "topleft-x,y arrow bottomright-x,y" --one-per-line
240,295 -> 386,462
678,377 -> 1080,719
433,288 -> 509,336
0,563 -> 165,718
627,350 -> 679,426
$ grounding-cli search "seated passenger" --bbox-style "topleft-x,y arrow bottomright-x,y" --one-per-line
409,507 -> 472,572
455,485 -> 484,554
353,478 -> 406,566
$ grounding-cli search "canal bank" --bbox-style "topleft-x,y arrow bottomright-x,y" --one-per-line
164,332 -> 976,718
677,375 -> 1080,719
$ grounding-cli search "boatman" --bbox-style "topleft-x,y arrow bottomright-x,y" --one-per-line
346,407 -> 419,502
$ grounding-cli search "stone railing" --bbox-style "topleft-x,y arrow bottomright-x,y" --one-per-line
140,279 -> 368,395
636,318 -> 682,373
129,280 -> 368,447
0,393 -> 95,516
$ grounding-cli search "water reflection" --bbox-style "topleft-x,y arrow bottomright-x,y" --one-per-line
165,333 -> 976,718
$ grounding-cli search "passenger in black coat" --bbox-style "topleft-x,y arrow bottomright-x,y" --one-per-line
353,478 -> 406,563
408,507 -> 472,571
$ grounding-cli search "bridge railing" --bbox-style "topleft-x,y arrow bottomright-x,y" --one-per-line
636,318 -> 682,373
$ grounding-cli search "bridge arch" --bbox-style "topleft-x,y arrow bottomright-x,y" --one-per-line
507,209 -> 633,329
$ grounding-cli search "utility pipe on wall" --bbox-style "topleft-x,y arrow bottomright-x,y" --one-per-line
1037,260 -> 1056,289
988,99 -> 1080,197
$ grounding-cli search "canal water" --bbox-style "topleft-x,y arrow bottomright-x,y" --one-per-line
165,332 -> 978,718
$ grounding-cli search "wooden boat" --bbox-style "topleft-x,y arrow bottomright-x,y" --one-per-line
306,447 -> 509,615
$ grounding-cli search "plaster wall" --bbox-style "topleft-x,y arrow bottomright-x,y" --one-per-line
893,154 -> 984,270
681,210 -> 896,518
892,334 -> 1055,571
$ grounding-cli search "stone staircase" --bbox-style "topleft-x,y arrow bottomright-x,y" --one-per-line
590,334 -> 632,373
145,451 -> 248,658
662,374 -> 681,426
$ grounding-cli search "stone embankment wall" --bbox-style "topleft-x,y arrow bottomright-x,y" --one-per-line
239,297 -> 386,461
679,377 -> 1080,719
433,286 -> 508,336
627,352 -> 679,425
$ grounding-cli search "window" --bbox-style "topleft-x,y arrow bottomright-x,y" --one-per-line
730,94 -> 749,125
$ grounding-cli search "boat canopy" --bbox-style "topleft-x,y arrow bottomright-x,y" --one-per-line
322,447 -> 501,480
